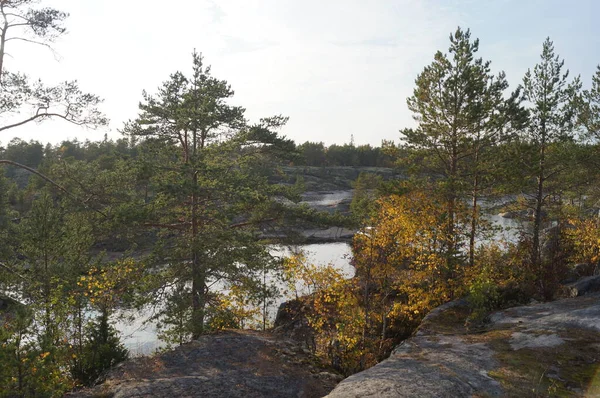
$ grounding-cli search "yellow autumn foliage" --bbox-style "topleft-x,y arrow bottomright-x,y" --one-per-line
565,217 -> 600,266
208,284 -> 262,330
354,191 -> 457,322
79,258 -> 142,311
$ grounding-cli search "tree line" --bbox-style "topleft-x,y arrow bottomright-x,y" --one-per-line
0,135 -> 396,174
295,140 -> 396,167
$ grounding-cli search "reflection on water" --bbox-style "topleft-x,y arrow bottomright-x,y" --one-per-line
115,242 -> 353,355
273,242 -> 354,277
302,191 -> 353,207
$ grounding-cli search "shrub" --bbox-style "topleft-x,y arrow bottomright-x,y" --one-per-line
71,311 -> 128,386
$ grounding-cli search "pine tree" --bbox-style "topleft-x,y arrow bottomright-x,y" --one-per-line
402,27 -> 520,271
581,65 -> 600,139
126,52 -> 296,339
520,38 -> 581,280
72,311 -> 129,386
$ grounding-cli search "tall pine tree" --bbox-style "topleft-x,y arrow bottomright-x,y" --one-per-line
402,27 -> 520,271
519,38 -> 581,283
126,52 -> 296,340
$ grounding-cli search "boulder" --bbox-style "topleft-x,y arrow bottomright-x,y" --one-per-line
565,275 -> 600,297
574,262 -> 599,277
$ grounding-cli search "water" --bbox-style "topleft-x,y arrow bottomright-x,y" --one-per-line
116,187 -> 356,354
480,197 -> 530,245
114,195 -> 525,355
486,213 -> 524,244
115,242 -> 353,355
302,190 -> 353,207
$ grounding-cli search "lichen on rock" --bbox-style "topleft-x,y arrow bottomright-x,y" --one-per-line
326,293 -> 600,397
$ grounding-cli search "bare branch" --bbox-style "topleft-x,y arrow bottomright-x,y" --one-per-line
0,261 -> 27,281
0,159 -> 107,217
0,111 -> 84,132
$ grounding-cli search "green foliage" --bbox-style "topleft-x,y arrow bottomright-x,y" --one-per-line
581,65 -> 600,139
124,51 -> 296,340
519,38 -> 581,275
466,246 -> 506,323
0,172 -> 17,266
295,141 -> 394,167
1,6 -> 600,392
71,312 -> 128,387
467,276 -> 499,323
402,26 -> 524,269
0,305 -> 74,398
350,172 -> 382,226
297,141 -> 327,166
1,139 -> 44,168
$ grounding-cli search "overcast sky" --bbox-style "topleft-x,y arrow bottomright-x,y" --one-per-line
3,0 -> 599,147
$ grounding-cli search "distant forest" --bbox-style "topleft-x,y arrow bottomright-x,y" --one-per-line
0,136 -> 397,172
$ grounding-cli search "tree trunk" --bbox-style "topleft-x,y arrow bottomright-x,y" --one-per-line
190,163 -> 207,338
469,148 -> 480,268
191,253 -> 205,339
447,143 -> 458,285
190,128 -> 206,339
531,136 -> 546,271
0,5 -> 8,77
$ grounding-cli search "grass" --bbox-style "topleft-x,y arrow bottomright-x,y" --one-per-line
469,327 -> 600,397
420,302 -> 472,335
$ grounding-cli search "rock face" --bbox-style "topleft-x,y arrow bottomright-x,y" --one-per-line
327,294 -> 600,398
565,275 -> 600,297
70,330 -> 341,398
279,166 -> 401,192
69,291 -> 600,398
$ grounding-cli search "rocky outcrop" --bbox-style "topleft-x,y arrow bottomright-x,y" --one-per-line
273,299 -> 314,348
259,190 -> 357,243
565,275 -> 600,297
68,330 -> 341,398
279,167 -> 401,191
67,290 -> 600,398
327,293 -> 600,397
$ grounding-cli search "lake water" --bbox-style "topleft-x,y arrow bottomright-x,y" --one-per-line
115,193 -> 524,356
116,242 -> 353,355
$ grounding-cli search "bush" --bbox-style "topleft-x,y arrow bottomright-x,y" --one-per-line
467,276 -> 500,323
71,311 -> 128,386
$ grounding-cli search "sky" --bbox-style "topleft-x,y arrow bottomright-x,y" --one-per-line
2,0 -> 599,147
